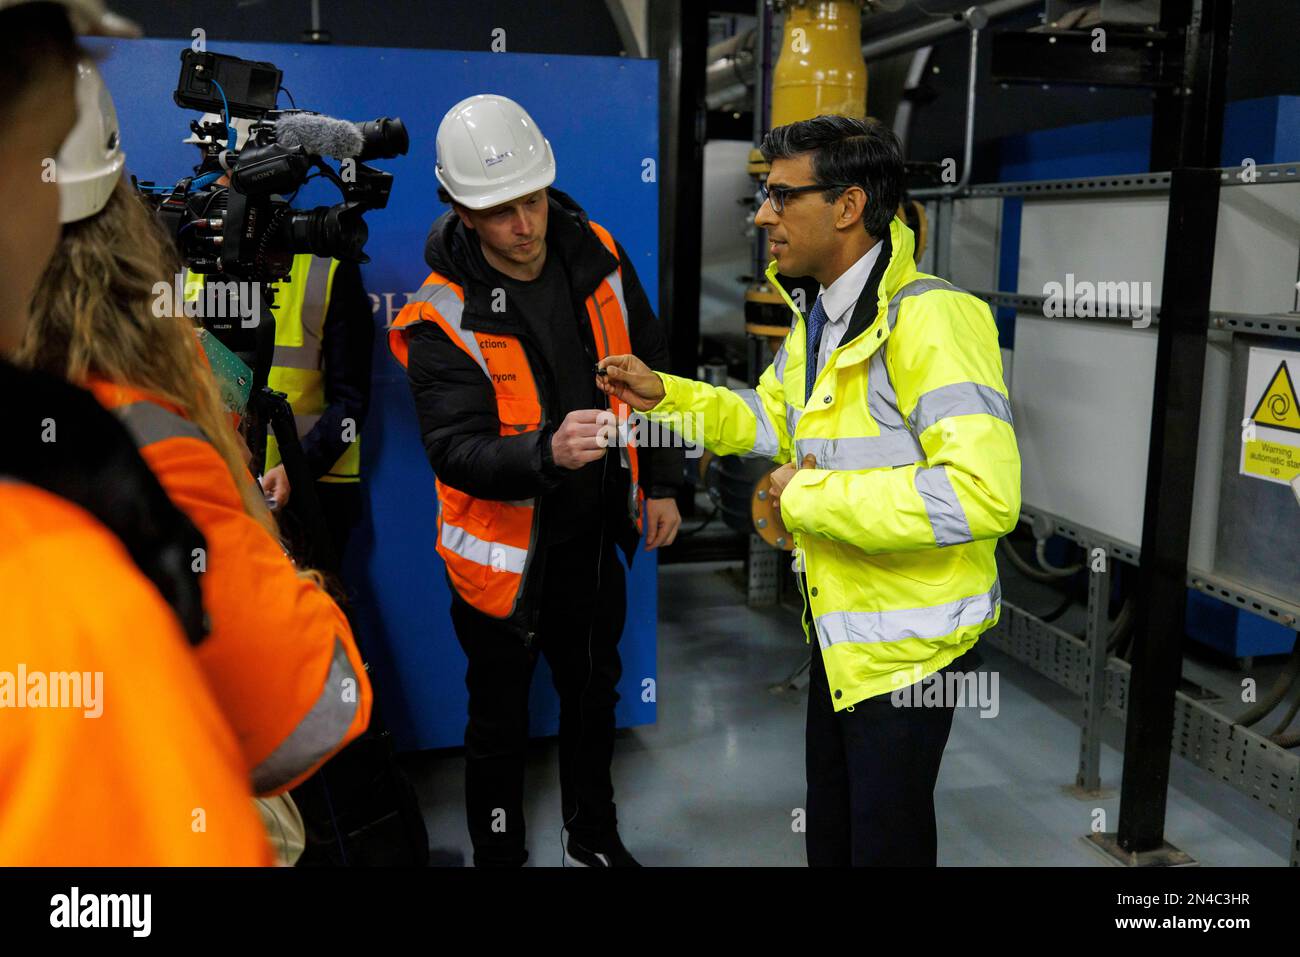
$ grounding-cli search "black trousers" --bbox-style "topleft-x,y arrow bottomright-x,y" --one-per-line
805,612 -> 981,867
448,525 -> 627,867
315,481 -> 362,572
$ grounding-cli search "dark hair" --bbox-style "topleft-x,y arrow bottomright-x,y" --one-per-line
760,115 -> 903,238
0,3 -> 81,124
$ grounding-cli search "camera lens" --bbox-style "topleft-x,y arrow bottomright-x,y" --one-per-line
284,205 -> 368,262
355,117 -> 409,162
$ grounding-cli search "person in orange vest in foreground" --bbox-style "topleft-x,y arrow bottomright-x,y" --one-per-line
0,0 -> 271,865
17,69 -> 373,812
389,94 -> 684,867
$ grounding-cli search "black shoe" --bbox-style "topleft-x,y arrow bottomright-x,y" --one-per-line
564,832 -> 641,867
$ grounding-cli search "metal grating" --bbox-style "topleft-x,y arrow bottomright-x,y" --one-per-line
984,601 -> 1089,694
993,603 -> 1300,862
746,533 -> 779,607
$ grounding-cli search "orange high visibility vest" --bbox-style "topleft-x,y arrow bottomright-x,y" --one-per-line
86,378 -> 372,795
388,222 -> 642,619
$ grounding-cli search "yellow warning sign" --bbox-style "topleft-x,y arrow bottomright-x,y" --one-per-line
1242,438 -> 1300,482
1241,348 -> 1300,487
1249,360 -> 1300,434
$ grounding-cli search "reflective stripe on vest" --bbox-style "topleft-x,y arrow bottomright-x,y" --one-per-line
264,256 -> 360,483
387,221 -> 642,619
814,579 -> 1001,648
115,400 -> 209,448
250,637 -> 361,794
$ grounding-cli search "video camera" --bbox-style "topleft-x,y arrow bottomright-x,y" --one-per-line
136,48 -> 408,351
134,49 -> 409,570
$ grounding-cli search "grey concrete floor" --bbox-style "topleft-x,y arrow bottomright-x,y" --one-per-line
400,559 -> 1294,867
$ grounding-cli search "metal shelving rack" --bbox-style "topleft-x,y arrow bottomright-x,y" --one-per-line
932,142 -> 1300,866
915,1 -> 1300,868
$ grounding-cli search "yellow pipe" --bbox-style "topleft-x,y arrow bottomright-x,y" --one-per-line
771,1 -> 867,128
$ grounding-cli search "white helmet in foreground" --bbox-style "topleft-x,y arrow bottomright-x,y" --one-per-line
183,112 -> 254,150
57,60 -> 125,224
0,0 -> 140,37
435,94 -> 555,210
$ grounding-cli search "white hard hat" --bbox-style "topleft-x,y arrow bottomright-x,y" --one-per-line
57,60 -> 125,224
183,112 -> 254,150
0,0 -> 140,37
435,94 -> 555,210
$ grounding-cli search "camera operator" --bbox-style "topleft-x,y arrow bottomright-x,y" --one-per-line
184,116 -> 375,573
14,58 -> 374,855
0,0 -> 271,865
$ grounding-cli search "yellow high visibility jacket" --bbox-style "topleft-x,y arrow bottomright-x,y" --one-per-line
648,216 -> 1021,710
184,255 -> 360,482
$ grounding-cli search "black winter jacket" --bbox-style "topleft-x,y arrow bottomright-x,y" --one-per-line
1,359 -> 208,645
402,188 -> 684,568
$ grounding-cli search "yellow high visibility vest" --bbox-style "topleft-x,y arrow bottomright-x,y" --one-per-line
647,217 -> 1022,710
184,255 -> 361,483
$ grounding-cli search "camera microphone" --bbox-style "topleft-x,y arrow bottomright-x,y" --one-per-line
274,112 -> 366,160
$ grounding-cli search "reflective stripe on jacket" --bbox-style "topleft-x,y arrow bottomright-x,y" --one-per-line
387,221 -> 642,619
88,379 -> 373,793
648,217 -> 1021,710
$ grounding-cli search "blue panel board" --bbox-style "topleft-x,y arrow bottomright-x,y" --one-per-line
92,39 -> 661,750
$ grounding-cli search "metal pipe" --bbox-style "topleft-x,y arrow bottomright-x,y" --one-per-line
892,45 -> 934,152
860,0 -> 1038,62
706,28 -> 756,108
911,6 -> 984,199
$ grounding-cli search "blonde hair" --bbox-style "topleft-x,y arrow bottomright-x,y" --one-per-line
17,177 -> 281,541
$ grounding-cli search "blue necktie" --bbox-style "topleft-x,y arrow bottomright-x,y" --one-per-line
805,294 -> 829,401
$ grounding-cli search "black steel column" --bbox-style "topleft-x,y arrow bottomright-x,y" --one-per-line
1114,0 -> 1233,858
649,0 -> 708,378
1150,0 -> 1234,172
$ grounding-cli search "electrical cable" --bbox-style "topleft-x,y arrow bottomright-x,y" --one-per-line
1235,645 -> 1300,728
1036,589 -> 1075,624
559,339 -> 617,866
1034,537 -> 1083,577
209,78 -> 237,154
675,499 -> 720,537
1268,683 -> 1300,738
998,535 -> 1074,584
559,430 -> 610,867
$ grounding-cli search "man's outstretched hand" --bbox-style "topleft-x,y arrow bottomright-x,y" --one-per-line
597,354 -> 666,412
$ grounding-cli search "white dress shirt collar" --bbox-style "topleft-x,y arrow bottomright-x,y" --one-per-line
817,241 -> 883,325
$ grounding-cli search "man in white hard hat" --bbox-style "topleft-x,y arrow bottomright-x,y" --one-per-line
388,94 -> 683,867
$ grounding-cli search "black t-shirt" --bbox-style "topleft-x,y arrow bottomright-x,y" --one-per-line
492,252 -> 613,542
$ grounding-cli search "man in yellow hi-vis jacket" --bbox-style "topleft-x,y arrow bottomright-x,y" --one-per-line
599,115 -> 1021,866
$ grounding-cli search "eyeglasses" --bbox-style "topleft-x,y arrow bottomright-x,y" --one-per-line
760,182 -> 855,214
